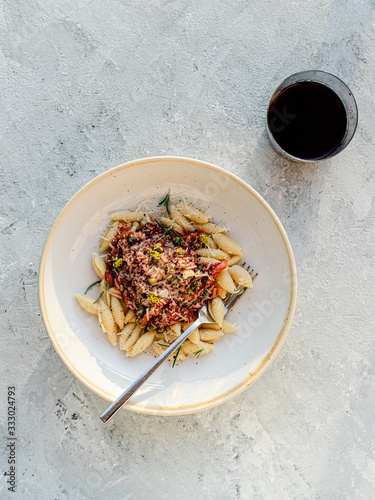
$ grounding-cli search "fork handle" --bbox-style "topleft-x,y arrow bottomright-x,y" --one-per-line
100,317 -> 203,423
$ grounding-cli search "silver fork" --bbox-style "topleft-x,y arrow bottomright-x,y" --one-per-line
100,266 -> 257,423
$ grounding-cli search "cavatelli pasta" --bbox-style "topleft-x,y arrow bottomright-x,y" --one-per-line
75,294 -> 99,315
162,328 -> 179,344
212,233 -> 242,255
108,287 -> 123,299
202,321 -> 236,333
222,320 -> 237,333
170,323 -> 182,337
206,236 -> 218,249
99,279 -> 110,307
100,221 -> 120,252
119,323 -> 136,350
111,296 -> 125,329
199,329 -> 224,342
201,322 -> 221,330
226,254 -> 242,267
182,341 -> 213,357
188,328 -> 200,344
92,253 -> 106,280
215,269 -> 236,293
124,309 -> 136,323
99,300 -> 116,335
194,222 -> 227,234
196,248 -> 228,260
177,201 -> 209,224
110,210 -> 144,222
106,327 -> 118,347
127,331 -> 155,357
121,324 -> 142,351
196,256 -> 220,265
228,265 -> 253,288
160,217 -> 184,233
210,297 -> 225,327
216,285 -> 228,299
170,207 -> 195,232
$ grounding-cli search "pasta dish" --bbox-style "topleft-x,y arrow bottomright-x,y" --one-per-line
75,192 -> 254,363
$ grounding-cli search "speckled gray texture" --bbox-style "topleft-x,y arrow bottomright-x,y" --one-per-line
1,1 -> 375,499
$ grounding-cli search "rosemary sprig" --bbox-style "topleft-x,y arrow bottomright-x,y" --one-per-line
161,222 -> 175,238
187,277 -> 209,309
93,282 -> 109,304
155,219 -> 168,229
173,236 -> 183,246
203,276 -> 208,295
187,294 -> 209,309
93,290 -> 105,304
157,189 -> 172,217
172,344 -> 183,368
84,280 -> 101,295
193,348 -> 204,358
171,228 -> 182,238
157,343 -> 170,348
155,219 -> 181,239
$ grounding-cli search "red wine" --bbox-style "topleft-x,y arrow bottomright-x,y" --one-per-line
267,81 -> 347,160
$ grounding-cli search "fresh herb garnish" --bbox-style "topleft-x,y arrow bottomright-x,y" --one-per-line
111,257 -> 124,268
173,236 -> 183,246
157,189 -> 172,217
187,294 -> 208,309
199,234 -> 209,245
197,264 -> 203,271
84,280 -> 101,295
172,344 -> 183,368
93,291 -> 104,304
155,219 -> 182,239
157,342 -> 170,348
148,248 -> 162,260
148,293 -> 161,304
187,278 -> 209,308
155,219 -> 168,229
93,283 -> 109,304
161,223 -> 175,238
135,307 -> 145,322
128,235 -> 135,244
155,219 -> 175,237
203,276 -> 208,295
193,348 -> 204,358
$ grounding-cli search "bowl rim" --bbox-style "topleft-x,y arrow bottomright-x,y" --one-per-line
38,156 -> 298,415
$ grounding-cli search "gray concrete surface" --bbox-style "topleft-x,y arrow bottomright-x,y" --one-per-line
1,1 -> 375,499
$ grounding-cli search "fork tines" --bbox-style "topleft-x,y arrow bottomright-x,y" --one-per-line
241,262 -> 258,280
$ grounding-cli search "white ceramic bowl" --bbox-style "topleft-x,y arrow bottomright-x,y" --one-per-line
38,156 -> 297,415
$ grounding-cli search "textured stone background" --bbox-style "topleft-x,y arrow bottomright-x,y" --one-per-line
1,1 -> 375,499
